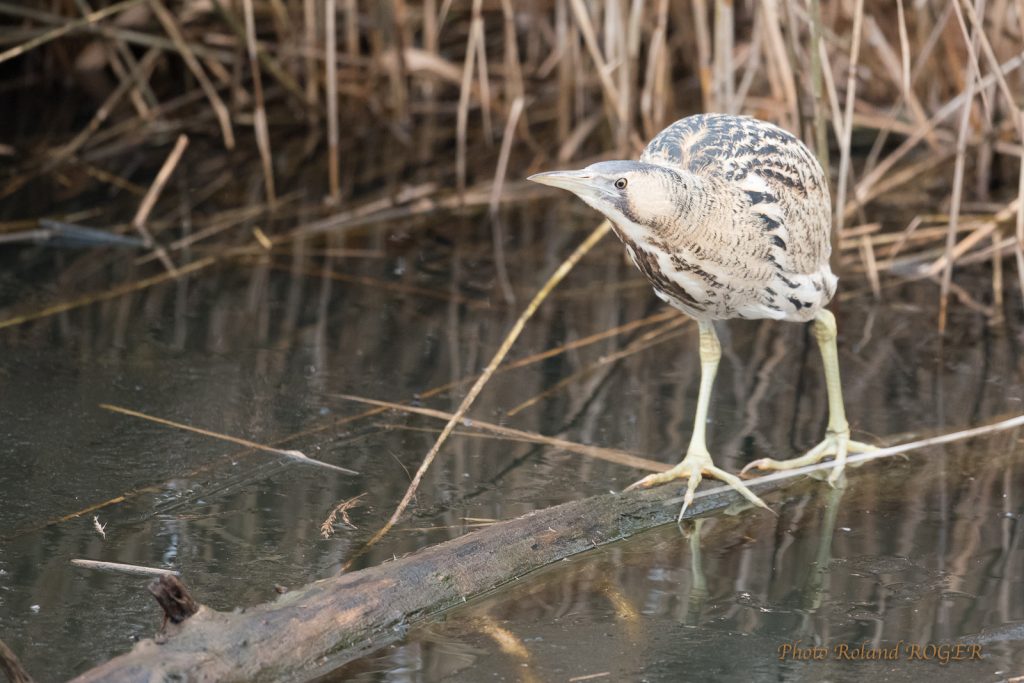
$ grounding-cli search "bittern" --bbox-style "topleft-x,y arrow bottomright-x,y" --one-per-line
529,114 -> 874,516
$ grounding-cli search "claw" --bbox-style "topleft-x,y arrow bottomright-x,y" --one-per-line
739,458 -> 770,477
623,472 -> 662,492
679,471 -> 702,521
739,431 -> 876,483
624,453 -> 771,519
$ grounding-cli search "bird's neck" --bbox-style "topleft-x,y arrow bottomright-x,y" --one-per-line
648,170 -> 719,243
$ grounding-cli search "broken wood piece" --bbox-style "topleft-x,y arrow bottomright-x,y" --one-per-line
148,575 -> 198,626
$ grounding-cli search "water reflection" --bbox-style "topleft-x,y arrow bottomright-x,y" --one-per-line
335,439 -> 1020,682
0,208 -> 1022,680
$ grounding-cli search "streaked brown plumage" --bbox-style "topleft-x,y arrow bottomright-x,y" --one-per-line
529,113 -> 874,516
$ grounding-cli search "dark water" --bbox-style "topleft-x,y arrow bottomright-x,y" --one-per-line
1,206 -> 1022,682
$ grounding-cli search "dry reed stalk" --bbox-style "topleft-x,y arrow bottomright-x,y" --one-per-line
130,133 -> 188,271
148,0 -> 234,150
850,52 -> 1024,219
302,0 -> 318,108
733,7 -> 763,109
99,403 -> 359,475
640,0 -> 669,139
991,229 -> 1004,321
455,0 -> 483,198
691,0 -> 713,111
4,1 -> 1024,327
344,0 -> 358,60
859,235 -> 881,298
807,0 -> 829,171
959,0 -> 1024,135
488,95 -> 525,304
557,112 -> 603,162
357,220 -> 612,553
926,197 -> 1022,276
335,394 -> 666,473
325,0 -> 340,203
834,0 -> 865,237
387,0 -> 412,125
555,0 -> 572,143
713,0 -> 735,114
207,0 -> 305,104
1017,116 -> 1024,309
939,0 -> 981,334
473,3 -> 493,145
850,152 -> 958,225
568,0 -> 623,128
499,0 -> 525,113
242,0 -> 276,209
760,0 -> 798,130
0,0 -> 145,65
865,17 -> 939,152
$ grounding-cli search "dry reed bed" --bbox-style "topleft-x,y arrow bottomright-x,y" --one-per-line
1,0 -> 1023,327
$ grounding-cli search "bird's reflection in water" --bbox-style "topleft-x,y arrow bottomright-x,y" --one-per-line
678,517 -> 709,628
801,480 -> 846,614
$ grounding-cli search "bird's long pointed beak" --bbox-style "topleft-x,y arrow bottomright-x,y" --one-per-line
527,169 -> 594,194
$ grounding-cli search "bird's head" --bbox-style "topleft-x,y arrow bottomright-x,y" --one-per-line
528,160 -> 694,236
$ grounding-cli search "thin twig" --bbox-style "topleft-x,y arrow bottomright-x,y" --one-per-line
336,393 -> 668,472
358,220 -> 612,552
99,404 -> 359,475
131,133 -> 188,271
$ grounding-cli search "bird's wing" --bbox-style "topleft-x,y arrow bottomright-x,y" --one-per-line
641,114 -> 832,276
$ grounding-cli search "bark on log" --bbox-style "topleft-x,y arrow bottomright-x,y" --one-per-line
72,477 -> 785,682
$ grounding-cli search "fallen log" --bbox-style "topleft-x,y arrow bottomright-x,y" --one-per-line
69,414 -> 1024,682
70,478 -> 778,683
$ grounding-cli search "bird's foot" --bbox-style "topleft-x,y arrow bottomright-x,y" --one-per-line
624,450 -> 771,521
740,429 -> 877,485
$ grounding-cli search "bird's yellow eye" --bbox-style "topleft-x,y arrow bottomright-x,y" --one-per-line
614,178 -> 628,190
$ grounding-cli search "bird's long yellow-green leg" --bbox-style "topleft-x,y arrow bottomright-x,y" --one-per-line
626,321 -> 770,519
741,309 -> 876,483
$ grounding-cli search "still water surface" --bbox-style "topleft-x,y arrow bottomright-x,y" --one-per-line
0,208 -> 1022,681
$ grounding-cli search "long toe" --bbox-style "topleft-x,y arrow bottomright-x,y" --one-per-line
624,466 -> 688,492
623,454 -> 770,517
741,434 -> 878,479
740,439 -> 833,476
704,465 -> 771,513
679,470 -> 704,518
